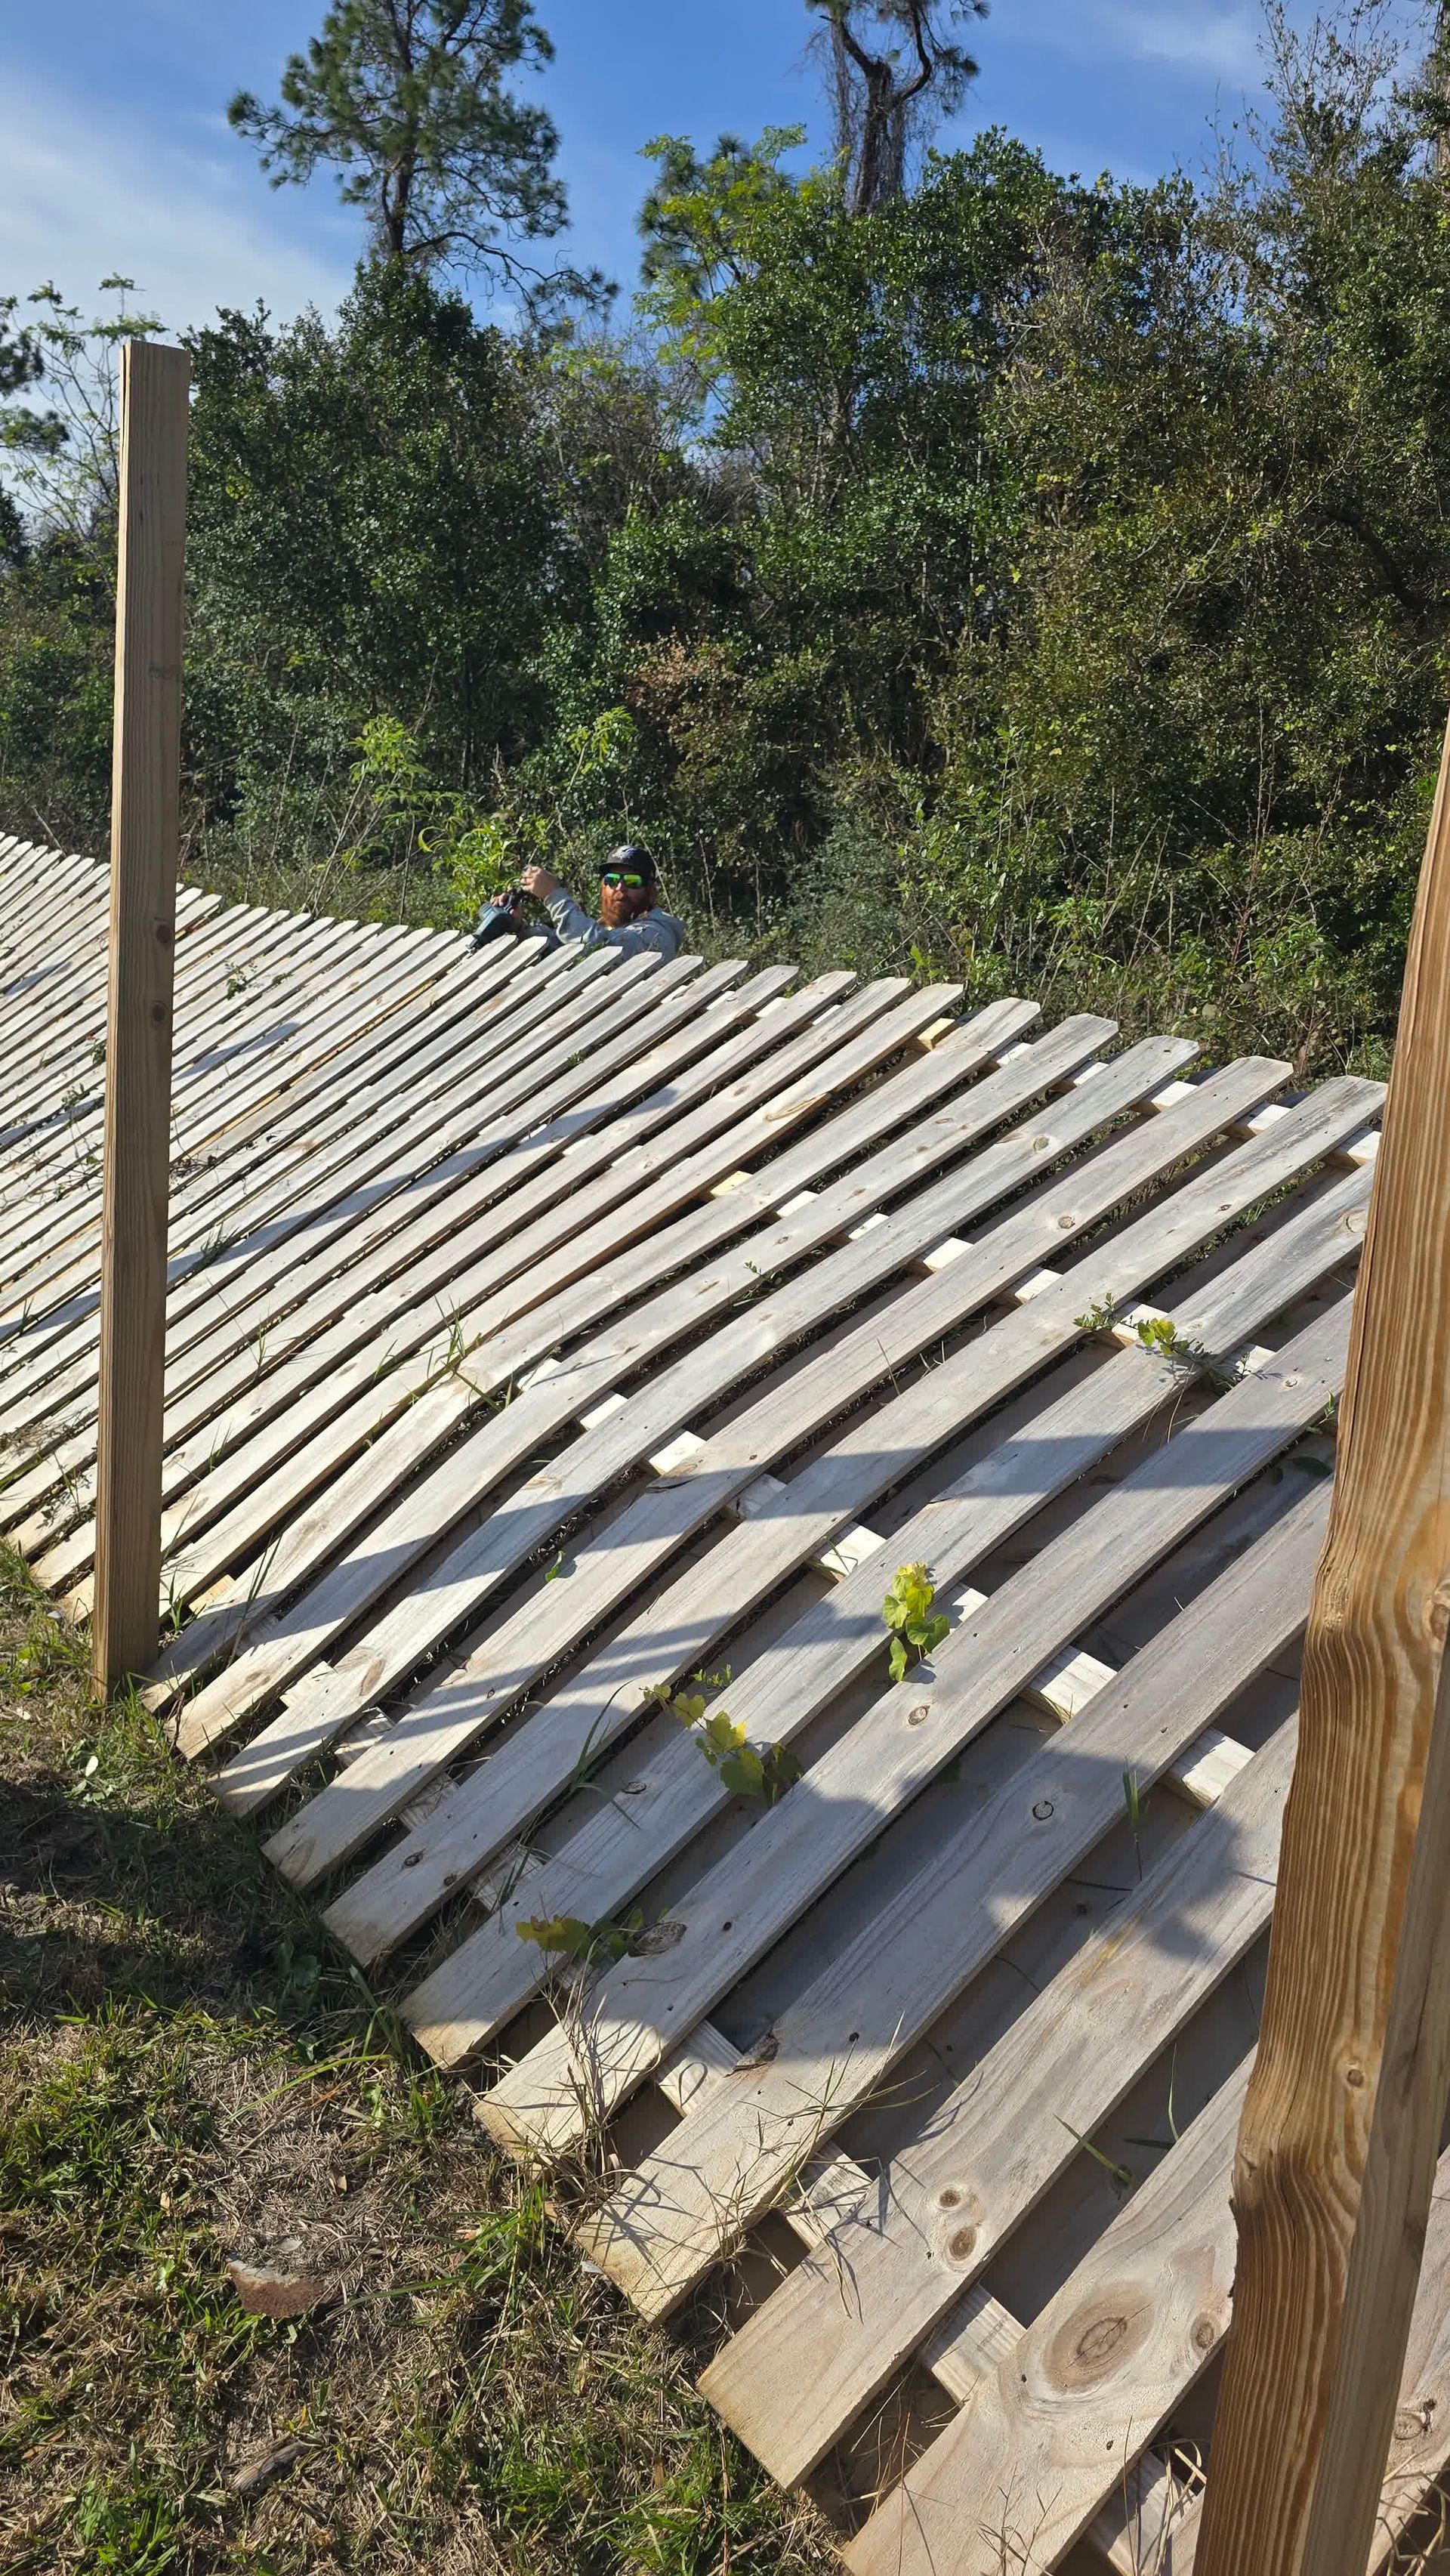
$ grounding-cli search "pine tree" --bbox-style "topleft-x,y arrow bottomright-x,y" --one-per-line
808,0 -> 989,214
229,0 -> 606,310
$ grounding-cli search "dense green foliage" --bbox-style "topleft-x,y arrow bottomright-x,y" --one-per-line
4,6 -> 1449,1071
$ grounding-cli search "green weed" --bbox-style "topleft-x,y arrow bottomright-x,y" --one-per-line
881,1561 -> 950,1684
1134,1314 -> 1200,1364
1074,1293 -> 1121,1335
645,1681 -> 803,1802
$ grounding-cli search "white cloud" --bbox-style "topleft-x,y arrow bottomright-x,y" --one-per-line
0,66 -> 353,338
1096,4 -> 1265,85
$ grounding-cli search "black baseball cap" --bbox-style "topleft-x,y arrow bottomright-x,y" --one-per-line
601,843 -> 656,880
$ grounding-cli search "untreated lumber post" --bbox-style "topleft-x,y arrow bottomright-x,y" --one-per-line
91,339 -> 190,1693
1196,712 -> 1450,2576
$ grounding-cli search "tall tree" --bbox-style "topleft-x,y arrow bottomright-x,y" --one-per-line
1430,0 -> 1450,172
229,0 -> 606,310
808,0 -> 988,212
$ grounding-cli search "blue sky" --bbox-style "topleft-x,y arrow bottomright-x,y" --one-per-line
0,1 -> 1431,335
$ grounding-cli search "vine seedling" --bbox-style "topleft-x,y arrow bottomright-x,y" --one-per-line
645,1682 -> 801,1803
1074,1293 -> 1121,1335
882,1561 -> 950,1683
1122,1765 -> 1144,1879
1134,1314 -> 1199,1364
516,1910 -> 643,1965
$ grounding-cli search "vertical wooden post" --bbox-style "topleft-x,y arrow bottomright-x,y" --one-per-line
91,339 -> 190,1694
1196,711 -> 1450,2576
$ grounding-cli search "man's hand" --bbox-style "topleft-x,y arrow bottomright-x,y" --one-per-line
520,863 -> 563,903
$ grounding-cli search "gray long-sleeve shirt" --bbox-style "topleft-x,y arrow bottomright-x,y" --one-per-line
545,888 -> 686,962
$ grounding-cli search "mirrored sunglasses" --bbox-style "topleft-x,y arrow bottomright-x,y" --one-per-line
600,869 -> 646,888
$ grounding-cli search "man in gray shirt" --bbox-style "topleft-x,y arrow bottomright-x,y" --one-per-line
517,845 -> 686,962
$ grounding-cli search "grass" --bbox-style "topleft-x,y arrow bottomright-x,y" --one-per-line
0,1546 -> 836,2576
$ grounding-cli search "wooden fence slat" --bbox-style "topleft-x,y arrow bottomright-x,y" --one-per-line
0,933 -> 583,1444
122,980 -> 946,1605
209,1004 -> 1122,1793
1,913 -> 433,1285
490,1305 -> 1344,2194
0,893 -> 267,1243
143,978 -> 966,1633
0,900 -> 336,1188
844,2062 -> 1252,2576
161,1011 -> 1144,1747
0,941 -> 631,1412
238,1035 -> 1223,1859
702,1718 -> 1297,2485
0,945 -> 623,1462
0,908 -> 460,1325
16,956 -> 767,1571
0,883 -> 221,1120
346,1131 -> 1368,1983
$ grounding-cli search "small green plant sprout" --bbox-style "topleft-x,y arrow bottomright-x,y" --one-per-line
645,1682 -> 801,1802
225,965 -> 251,999
882,1561 -> 951,1683
1122,1765 -> 1144,1879
1124,2045 -> 1185,2156
90,1036 -> 106,1066
648,1683 -> 708,1725
1056,2115 -> 1134,2191
516,1911 -> 641,1965
1134,1314 -> 1199,1364
1074,1292 -> 1121,1335
59,1083 -> 88,1116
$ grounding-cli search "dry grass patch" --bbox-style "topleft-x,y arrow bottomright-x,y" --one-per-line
0,1547 -> 835,2576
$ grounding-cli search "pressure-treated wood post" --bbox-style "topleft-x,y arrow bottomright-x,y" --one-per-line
1196,711 -> 1450,2576
91,339 -> 189,1693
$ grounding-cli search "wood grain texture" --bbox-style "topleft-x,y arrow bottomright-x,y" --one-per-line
339,1147 -> 1365,1981
412,1123 -> 1363,2068
700,1718 -> 1299,2487
1198,709 -> 1450,2576
846,2062 -> 1252,2576
91,339 -> 189,1689
486,1305 -> 1347,2184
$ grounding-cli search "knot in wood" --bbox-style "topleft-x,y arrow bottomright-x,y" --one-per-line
947,2225 -> 977,2263
938,2188 -> 962,2210
908,1705 -> 930,1727
1032,1799 -> 1054,1821
1192,2313 -> 1218,2355
1047,2284 -> 1150,2391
